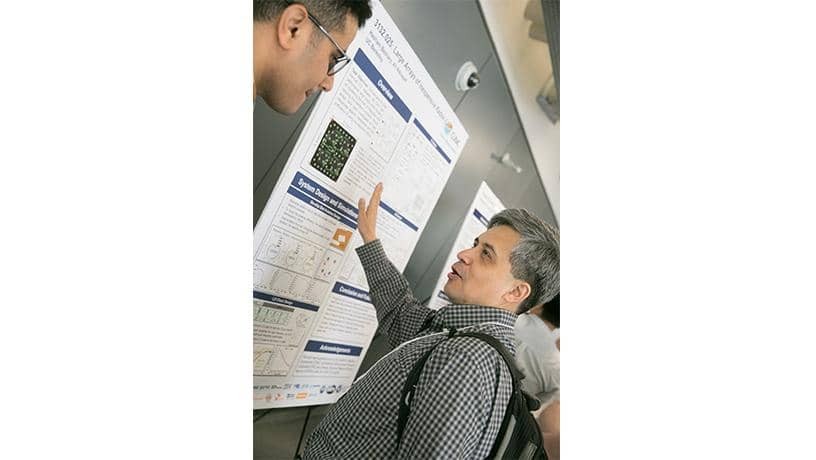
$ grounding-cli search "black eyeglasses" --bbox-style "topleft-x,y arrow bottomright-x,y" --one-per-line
285,1 -> 351,76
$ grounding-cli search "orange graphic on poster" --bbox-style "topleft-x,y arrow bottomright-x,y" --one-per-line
330,228 -> 353,251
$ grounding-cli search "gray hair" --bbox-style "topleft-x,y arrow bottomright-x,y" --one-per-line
488,209 -> 559,313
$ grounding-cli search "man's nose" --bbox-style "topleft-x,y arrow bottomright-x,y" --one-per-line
319,74 -> 335,92
456,248 -> 474,264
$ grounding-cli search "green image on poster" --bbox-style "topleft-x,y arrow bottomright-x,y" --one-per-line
310,120 -> 356,182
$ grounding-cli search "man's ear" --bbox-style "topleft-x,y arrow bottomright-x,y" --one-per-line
276,3 -> 310,50
503,281 -> 531,307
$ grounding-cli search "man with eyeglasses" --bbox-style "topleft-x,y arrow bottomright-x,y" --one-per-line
253,0 -> 372,114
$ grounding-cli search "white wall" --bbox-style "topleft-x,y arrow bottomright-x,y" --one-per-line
478,0 -> 560,223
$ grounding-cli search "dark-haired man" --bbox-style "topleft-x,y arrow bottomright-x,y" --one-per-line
253,0 -> 372,114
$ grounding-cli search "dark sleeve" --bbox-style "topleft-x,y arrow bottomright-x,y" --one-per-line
356,239 -> 435,348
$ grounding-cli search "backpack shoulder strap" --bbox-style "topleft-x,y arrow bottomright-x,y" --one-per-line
458,331 -> 541,411
396,329 -> 456,443
397,329 -> 524,441
454,331 -> 524,384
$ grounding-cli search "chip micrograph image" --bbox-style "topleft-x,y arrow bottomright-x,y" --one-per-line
310,120 -> 356,182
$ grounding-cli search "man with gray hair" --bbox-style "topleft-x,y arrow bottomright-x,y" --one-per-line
486,209 -> 560,311
303,183 -> 559,459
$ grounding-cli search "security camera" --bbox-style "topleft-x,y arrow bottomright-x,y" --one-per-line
455,61 -> 480,91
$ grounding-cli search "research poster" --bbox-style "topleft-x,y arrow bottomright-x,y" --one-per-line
427,182 -> 506,311
253,0 -> 469,409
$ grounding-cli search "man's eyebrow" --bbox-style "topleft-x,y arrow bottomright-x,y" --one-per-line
474,236 -> 496,255
482,241 -> 497,257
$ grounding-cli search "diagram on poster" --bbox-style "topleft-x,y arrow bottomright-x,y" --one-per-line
427,182 -> 506,311
253,0 -> 469,409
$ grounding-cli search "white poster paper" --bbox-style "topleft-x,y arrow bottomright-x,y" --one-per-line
427,182 -> 506,311
253,0 -> 468,409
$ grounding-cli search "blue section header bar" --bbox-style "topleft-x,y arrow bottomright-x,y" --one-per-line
378,200 -> 419,232
287,172 -> 358,229
413,118 -> 452,164
332,282 -> 371,303
253,291 -> 320,312
304,340 -> 363,357
473,208 -> 490,227
353,50 -> 411,122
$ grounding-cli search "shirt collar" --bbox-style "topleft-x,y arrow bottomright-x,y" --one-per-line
429,304 -> 518,332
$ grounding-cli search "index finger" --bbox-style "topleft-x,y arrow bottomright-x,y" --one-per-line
369,182 -> 383,215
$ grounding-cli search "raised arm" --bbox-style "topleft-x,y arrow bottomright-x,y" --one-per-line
355,183 -> 434,347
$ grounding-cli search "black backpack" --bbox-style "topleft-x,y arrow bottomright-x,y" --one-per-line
396,329 -> 548,460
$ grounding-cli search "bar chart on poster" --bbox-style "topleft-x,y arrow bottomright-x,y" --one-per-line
253,0 -> 469,409
426,181 -> 506,311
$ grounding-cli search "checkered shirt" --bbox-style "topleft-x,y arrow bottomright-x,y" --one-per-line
303,239 -> 517,459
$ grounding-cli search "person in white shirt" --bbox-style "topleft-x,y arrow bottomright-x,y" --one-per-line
515,292 -> 560,460
515,293 -> 560,406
